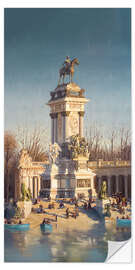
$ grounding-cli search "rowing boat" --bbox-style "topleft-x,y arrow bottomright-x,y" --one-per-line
4,223 -> 30,231
40,223 -> 52,231
116,218 -> 131,227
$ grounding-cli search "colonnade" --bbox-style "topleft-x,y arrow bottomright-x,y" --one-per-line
95,174 -> 131,199
27,176 -> 41,199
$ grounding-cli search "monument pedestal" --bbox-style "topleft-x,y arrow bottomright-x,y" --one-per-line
43,156 -> 97,199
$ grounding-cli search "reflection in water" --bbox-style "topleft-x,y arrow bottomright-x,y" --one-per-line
4,213 -> 131,262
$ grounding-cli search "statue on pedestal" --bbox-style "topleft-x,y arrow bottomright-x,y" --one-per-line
58,57 -> 79,85
99,181 -> 107,200
49,143 -> 61,165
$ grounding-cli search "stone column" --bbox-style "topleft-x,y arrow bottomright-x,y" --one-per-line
40,176 -> 43,189
30,177 -> 33,198
63,111 -> 70,142
98,177 -> 102,193
55,113 -> 58,142
33,177 -> 37,199
53,115 -> 56,143
62,112 -> 66,142
124,175 -> 128,199
116,175 -> 119,193
107,176 -> 111,197
53,113 -> 58,143
79,111 -> 84,137
50,113 -> 55,144
28,177 -> 30,190
38,176 -> 41,197
61,112 -> 65,143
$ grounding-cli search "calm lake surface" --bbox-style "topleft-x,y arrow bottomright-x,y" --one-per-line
5,212 -> 131,263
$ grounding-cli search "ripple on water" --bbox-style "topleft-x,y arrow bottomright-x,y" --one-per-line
4,219 -> 131,262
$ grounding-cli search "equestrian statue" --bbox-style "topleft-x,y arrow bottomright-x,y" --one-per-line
58,56 -> 79,85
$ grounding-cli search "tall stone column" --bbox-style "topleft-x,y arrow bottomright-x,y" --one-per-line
79,111 -> 84,137
124,175 -> 128,198
53,113 -> 56,143
53,113 -> 58,143
107,176 -> 111,197
62,111 -> 70,142
50,113 -> 55,144
38,176 -> 41,196
55,113 -> 58,142
61,112 -> 65,142
98,177 -> 102,193
33,177 -> 37,199
58,112 -> 64,143
116,175 -> 119,193
30,177 -> 33,198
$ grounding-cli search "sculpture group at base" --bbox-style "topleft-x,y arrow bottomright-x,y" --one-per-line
68,134 -> 89,159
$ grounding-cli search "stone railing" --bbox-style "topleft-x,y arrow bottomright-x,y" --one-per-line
32,161 -> 49,167
88,159 -> 131,169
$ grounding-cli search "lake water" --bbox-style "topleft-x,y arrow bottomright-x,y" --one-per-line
4,212 -> 131,263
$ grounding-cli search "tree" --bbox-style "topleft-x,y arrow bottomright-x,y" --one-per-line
4,126 -> 49,201
16,126 -> 49,161
85,123 -> 103,160
85,123 -> 131,161
4,131 -> 17,200
119,128 -> 131,160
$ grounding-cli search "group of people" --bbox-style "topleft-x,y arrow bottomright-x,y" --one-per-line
42,218 -> 51,225
4,218 -> 23,225
48,202 -> 55,209
37,202 -> 55,213
111,193 -> 129,216
117,215 -> 130,220
83,198 -> 93,210
37,204 -> 44,213
59,201 -> 65,209
66,207 -> 79,219
112,193 -> 128,207
83,201 -> 91,210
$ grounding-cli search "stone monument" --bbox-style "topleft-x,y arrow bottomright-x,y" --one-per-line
95,180 -> 110,217
43,57 -> 97,199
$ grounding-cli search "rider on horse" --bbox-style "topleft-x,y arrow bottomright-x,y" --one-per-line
63,56 -> 71,71
58,56 -> 79,85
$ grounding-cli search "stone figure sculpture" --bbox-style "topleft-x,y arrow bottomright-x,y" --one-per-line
58,57 -> 79,85
18,149 -> 32,169
49,143 -> 61,164
99,181 -> 107,200
68,134 -> 89,159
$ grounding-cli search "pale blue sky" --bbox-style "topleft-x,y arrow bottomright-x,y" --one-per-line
4,8 -> 131,139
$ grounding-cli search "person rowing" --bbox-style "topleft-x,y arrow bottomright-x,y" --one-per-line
42,218 -> 50,224
66,208 -> 69,218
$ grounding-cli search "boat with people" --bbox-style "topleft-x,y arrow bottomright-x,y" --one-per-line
116,218 -> 131,228
40,218 -> 53,231
40,223 -> 53,231
4,223 -> 30,231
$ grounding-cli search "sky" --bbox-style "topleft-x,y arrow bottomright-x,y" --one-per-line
4,8 -> 131,140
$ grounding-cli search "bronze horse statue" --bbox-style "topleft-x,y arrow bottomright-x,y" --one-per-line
58,58 -> 79,85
